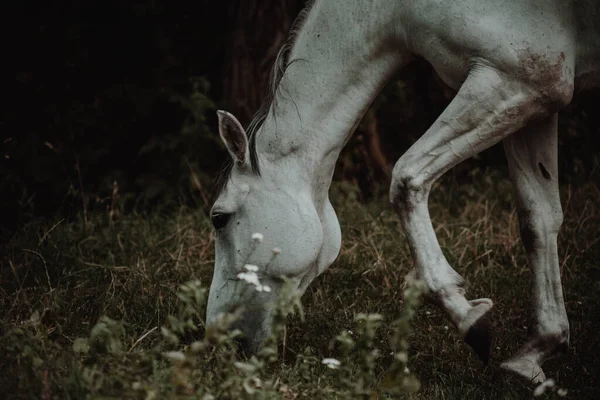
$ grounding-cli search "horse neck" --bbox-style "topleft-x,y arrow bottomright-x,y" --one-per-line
256,0 -> 409,200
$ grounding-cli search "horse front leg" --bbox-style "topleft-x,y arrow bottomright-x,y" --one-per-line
500,113 -> 569,384
389,65 -> 572,363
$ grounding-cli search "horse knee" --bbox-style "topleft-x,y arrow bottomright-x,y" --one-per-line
389,165 -> 429,212
530,77 -> 574,113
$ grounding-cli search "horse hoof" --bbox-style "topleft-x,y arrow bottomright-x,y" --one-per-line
461,300 -> 494,363
500,357 -> 546,384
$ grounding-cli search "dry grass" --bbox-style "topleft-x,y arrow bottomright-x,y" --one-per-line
1,170 -> 599,399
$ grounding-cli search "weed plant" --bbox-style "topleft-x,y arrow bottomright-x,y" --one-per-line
1,170 -> 599,399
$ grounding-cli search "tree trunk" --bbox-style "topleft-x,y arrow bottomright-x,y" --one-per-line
223,0 -> 305,127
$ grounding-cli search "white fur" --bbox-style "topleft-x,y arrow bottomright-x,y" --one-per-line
207,0 -> 599,381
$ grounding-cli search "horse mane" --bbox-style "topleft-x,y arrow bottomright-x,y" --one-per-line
210,1 -> 315,206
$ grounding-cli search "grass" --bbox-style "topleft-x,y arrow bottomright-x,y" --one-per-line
1,168 -> 599,399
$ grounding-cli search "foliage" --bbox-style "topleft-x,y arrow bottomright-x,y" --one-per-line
2,169 -> 600,399
1,204 -> 425,399
1,275 -> 423,399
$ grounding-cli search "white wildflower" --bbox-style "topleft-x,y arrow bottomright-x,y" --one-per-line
533,378 -> 556,397
321,358 -> 341,369
237,271 -> 260,287
237,268 -> 271,293
272,247 -> 281,255
244,264 -> 259,272
251,232 -> 264,243
557,388 -> 568,397
255,283 -> 272,292
404,367 -> 410,374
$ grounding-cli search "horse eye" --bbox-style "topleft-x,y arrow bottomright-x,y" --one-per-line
211,213 -> 231,231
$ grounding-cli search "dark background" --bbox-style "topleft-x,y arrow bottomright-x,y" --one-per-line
4,0 -> 599,240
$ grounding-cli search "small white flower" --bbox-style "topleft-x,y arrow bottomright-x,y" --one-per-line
254,284 -> 271,292
321,358 -> 341,369
425,311 -> 431,315
444,325 -> 448,330
404,367 -> 410,374
533,378 -> 556,397
237,271 -> 260,287
557,388 -> 568,397
244,264 -> 259,272
251,232 -> 264,243
272,247 -> 281,255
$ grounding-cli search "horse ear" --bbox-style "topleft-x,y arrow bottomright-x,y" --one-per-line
217,110 -> 249,166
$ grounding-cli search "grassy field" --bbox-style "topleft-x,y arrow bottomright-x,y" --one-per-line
2,168 -> 599,399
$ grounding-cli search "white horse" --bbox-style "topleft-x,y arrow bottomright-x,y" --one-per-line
206,0 -> 599,384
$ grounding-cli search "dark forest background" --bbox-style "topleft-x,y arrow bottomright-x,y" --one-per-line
4,0 -> 599,241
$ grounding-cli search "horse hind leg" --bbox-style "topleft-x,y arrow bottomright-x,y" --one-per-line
390,64 -> 571,364
500,113 -> 569,384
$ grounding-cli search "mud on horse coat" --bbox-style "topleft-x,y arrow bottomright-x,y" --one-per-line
206,0 -> 600,384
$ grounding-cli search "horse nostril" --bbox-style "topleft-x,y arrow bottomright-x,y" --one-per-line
224,305 -> 266,357
233,335 -> 251,358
